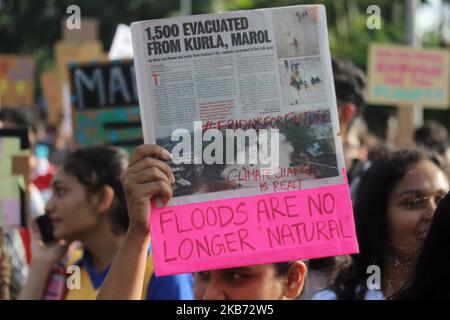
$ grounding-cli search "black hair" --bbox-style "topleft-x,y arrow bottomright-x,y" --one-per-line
332,58 -> 366,110
0,107 -> 37,133
414,120 -> 449,155
330,149 -> 446,299
394,191 -> 450,300
63,145 -> 129,234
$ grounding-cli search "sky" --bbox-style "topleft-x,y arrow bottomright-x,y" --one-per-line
417,0 -> 449,41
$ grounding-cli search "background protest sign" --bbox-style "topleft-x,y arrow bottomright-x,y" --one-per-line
55,40 -> 105,84
62,18 -> 98,43
41,69 -> 63,126
51,40 -> 105,130
0,55 -> 34,108
367,44 -> 450,109
132,5 -> 359,275
0,129 -> 30,228
69,60 -> 143,152
109,24 -> 133,60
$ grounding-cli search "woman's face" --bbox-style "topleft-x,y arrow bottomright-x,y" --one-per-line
45,170 -> 100,241
194,262 -> 306,300
386,160 -> 449,260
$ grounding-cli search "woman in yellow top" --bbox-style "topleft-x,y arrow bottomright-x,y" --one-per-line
19,145 -> 193,300
97,144 -> 307,300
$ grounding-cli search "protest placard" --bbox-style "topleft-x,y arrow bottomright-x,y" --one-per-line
0,129 -> 30,228
0,55 -> 34,107
41,69 -> 63,126
131,5 -> 358,276
62,18 -> 98,43
50,40 -> 106,133
69,60 -> 143,152
367,44 -> 450,108
55,40 -> 105,84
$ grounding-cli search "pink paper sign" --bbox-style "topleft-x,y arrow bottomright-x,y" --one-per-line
367,44 -> 450,108
150,181 -> 359,276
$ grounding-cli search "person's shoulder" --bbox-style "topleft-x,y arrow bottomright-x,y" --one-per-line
147,273 -> 194,300
145,244 -> 194,300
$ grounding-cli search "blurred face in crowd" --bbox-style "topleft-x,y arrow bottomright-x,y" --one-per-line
194,262 -> 306,300
386,159 -> 449,260
45,169 -> 105,241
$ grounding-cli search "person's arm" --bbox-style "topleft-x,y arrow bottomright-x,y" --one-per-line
97,144 -> 174,300
18,258 -> 53,300
19,209 -> 68,300
18,238 -> 68,300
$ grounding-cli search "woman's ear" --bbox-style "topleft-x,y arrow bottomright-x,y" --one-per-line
94,185 -> 115,214
283,261 -> 307,299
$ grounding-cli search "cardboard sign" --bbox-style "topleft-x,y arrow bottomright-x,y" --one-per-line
62,18 -> 98,43
69,60 -> 143,152
55,40 -> 105,84
131,5 -> 359,275
367,44 -> 450,108
11,155 -> 30,178
51,40 -> 106,129
0,55 -> 34,107
41,70 -> 63,126
0,129 -> 30,228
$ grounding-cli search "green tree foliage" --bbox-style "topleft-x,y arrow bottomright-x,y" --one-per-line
0,0 -> 186,81
0,0 -> 183,54
1,0 -> 444,81
1,0 -> 449,130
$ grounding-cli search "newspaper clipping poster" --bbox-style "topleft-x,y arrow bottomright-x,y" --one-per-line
132,5 -> 359,276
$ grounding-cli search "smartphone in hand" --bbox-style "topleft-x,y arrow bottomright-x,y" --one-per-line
35,214 -> 55,244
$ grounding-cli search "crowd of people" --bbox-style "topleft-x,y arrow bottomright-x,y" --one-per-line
1,57 -> 450,300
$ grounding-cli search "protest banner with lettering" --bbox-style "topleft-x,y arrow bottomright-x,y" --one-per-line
0,55 -> 34,108
0,129 -> 30,228
367,44 -> 450,108
49,40 -> 106,130
131,5 -> 359,276
69,60 -> 143,152
55,40 -> 105,84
